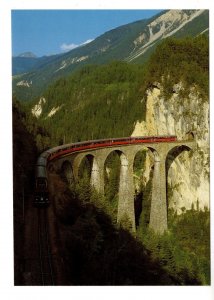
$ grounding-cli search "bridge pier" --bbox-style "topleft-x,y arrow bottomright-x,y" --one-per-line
149,156 -> 167,234
90,158 -> 104,195
118,154 -> 136,233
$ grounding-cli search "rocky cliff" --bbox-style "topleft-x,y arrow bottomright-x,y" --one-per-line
132,83 -> 209,213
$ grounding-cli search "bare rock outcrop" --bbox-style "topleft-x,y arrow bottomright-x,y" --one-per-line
132,84 -> 209,213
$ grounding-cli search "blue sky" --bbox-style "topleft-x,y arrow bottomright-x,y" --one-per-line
12,10 -> 162,57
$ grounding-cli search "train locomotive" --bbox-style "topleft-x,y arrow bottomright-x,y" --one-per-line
34,152 -> 50,206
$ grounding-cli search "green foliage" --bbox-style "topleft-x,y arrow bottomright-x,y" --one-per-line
173,10 -> 209,39
104,152 -> 121,219
133,149 -> 147,172
134,159 -> 153,229
13,96 -> 51,152
119,213 -> 133,232
137,208 -> 210,285
54,170 -> 208,285
143,35 -> 209,99
36,61 -> 146,145
54,178 -> 180,285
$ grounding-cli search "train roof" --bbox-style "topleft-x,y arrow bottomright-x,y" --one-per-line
37,135 -> 178,164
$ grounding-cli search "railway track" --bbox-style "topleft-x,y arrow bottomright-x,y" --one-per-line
37,208 -> 55,285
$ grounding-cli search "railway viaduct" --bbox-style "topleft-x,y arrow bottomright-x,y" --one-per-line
50,138 -> 196,234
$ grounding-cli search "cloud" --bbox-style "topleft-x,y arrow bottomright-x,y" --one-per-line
60,43 -> 79,51
82,39 -> 94,45
60,39 -> 94,52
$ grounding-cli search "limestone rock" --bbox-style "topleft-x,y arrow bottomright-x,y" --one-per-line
132,83 -> 209,213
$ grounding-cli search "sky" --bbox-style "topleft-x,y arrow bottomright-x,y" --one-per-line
12,10 -> 163,57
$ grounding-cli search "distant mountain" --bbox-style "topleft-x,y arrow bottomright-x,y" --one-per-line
12,53 -> 61,76
12,9 -> 209,101
16,52 -> 37,58
12,52 -> 39,75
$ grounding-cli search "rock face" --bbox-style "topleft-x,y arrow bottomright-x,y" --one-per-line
128,10 -> 207,62
31,97 -> 46,118
132,84 -> 209,213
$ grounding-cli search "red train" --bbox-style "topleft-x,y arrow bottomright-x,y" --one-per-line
47,135 -> 177,162
34,135 -> 177,206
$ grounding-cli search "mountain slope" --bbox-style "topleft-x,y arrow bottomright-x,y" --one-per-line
30,62 -> 146,144
12,9 -> 209,101
12,54 -> 61,76
30,35 -> 208,143
127,9 -> 208,64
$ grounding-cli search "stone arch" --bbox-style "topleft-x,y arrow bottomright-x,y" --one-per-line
147,146 -> 161,162
132,146 -> 160,172
165,144 -> 193,213
103,149 -> 128,170
103,150 -> 124,218
76,153 -> 105,194
132,146 -> 160,228
103,148 -> 128,162
47,162 -> 55,173
103,149 -> 129,188
61,160 -> 73,184
166,144 -> 192,173
78,154 -> 94,179
185,131 -> 195,140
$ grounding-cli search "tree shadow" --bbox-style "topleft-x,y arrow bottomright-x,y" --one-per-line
50,176 -> 201,286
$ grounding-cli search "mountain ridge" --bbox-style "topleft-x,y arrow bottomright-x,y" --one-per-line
16,52 -> 37,58
12,9 -> 209,102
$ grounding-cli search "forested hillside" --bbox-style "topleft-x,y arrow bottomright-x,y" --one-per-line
143,35 -> 208,98
34,62 -> 145,145
31,35 -> 208,147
